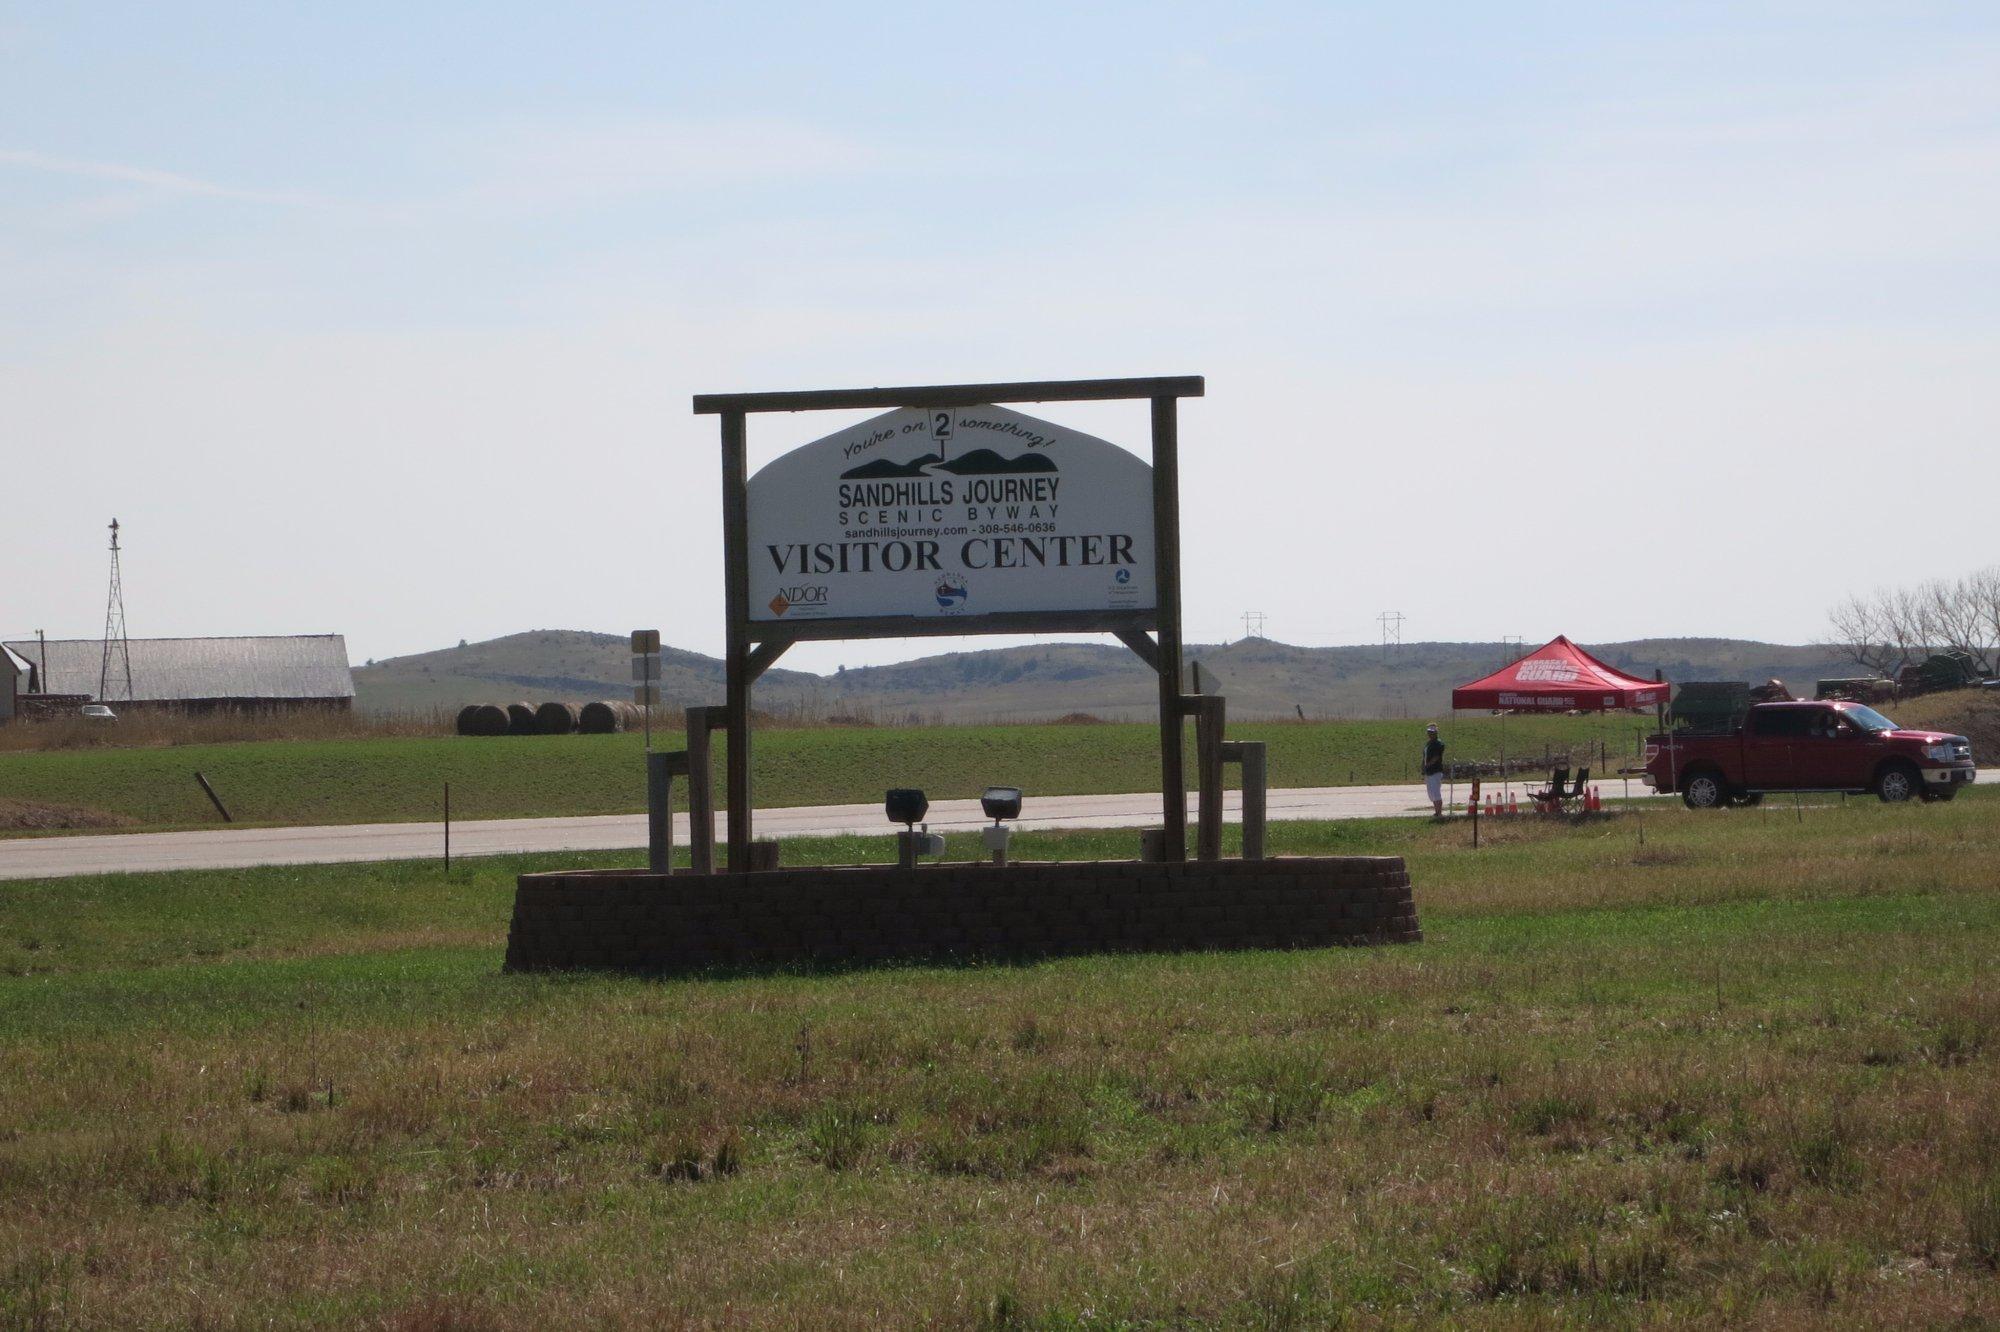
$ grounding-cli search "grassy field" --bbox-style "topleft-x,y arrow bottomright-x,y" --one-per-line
0,713 -> 1641,834
2,791 -> 1996,1326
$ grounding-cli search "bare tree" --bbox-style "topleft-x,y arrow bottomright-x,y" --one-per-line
1972,566 -> 2000,666
1826,591 -> 1898,676
1824,565 -> 2000,677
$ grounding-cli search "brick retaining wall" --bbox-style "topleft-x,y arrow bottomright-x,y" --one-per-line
504,856 -> 1419,974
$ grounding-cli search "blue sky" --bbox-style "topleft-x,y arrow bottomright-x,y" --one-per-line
5,3 -> 1997,668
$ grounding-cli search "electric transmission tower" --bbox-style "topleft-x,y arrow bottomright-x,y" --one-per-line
99,518 -> 133,702
1241,610 -> 1266,639
1501,634 -> 1524,666
1377,610 -> 1405,662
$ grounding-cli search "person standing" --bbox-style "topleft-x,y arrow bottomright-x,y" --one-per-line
1422,722 -> 1446,816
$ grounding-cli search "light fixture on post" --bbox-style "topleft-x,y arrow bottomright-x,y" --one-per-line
980,786 -> 1022,865
886,789 -> 941,868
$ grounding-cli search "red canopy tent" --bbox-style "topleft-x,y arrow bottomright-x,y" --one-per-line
1449,636 -> 1670,803
1451,635 -> 1669,712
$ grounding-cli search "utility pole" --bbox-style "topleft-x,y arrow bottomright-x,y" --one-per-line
99,519 -> 133,702
1377,610 -> 1405,662
1240,610 -> 1266,640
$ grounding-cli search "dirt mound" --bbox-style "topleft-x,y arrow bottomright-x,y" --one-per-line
1052,712 -> 1107,725
1894,689 -> 2000,757
0,799 -> 133,832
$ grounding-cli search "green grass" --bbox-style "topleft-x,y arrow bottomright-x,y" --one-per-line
1,790 -> 1997,1326
0,712 -> 1636,834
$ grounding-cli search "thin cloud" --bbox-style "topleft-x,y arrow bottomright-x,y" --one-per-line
0,148 -> 317,206
462,117 -> 901,210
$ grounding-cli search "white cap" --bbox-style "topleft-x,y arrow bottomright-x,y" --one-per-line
1426,723 -> 1439,732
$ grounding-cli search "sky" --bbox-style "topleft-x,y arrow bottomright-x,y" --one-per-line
4,2 -> 1997,673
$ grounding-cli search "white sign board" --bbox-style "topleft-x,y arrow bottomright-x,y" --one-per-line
746,405 -> 1157,624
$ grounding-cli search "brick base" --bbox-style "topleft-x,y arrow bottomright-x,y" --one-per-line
504,856 -> 1420,974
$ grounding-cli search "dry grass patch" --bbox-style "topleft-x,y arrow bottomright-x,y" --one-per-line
1,794 -> 1997,1325
0,797 -> 131,832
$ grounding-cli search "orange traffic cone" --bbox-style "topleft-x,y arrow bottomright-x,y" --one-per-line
1485,792 -> 1496,817
1507,793 -> 1520,817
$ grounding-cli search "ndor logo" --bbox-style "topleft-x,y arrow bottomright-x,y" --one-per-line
935,574 -> 969,611
767,585 -> 828,616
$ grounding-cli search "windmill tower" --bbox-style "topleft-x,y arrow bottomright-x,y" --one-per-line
99,518 -> 134,702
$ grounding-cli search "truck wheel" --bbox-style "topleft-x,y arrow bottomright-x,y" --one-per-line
1682,770 -> 1727,810
1729,791 -> 1764,807
1875,762 -> 1920,804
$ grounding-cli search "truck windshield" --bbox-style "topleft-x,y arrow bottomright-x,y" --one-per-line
1842,705 -> 1898,732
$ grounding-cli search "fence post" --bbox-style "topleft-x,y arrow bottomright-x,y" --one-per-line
193,771 -> 232,823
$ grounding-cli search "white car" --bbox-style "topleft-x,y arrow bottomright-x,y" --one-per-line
79,704 -> 117,721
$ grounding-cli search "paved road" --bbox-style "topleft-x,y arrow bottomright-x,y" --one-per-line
0,778 -> 1566,880
9,769 -> 1982,881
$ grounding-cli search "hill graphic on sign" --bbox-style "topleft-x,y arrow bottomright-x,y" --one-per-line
931,448 -> 1059,476
839,453 -> 942,479
838,449 -> 1058,480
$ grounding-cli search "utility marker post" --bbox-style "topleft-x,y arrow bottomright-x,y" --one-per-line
632,630 -> 661,751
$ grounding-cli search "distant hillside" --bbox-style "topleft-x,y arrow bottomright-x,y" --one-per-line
354,631 -> 1863,722
351,631 -> 824,716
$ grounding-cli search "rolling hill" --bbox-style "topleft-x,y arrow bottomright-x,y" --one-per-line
352,631 -> 1864,722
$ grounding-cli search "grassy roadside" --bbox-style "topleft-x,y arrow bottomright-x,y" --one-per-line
0,713 -> 1639,836
2,791 -> 1995,1326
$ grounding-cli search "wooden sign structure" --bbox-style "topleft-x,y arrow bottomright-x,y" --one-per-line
693,376 -> 1205,871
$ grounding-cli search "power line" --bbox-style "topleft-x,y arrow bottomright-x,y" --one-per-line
1240,610 -> 1266,639
1377,610 -> 1405,661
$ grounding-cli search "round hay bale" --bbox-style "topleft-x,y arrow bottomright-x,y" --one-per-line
505,702 -> 537,736
535,700 -> 578,735
578,700 -> 620,734
455,704 -> 483,736
471,704 -> 509,737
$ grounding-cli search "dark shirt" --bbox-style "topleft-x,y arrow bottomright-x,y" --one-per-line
1422,737 -> 1445,775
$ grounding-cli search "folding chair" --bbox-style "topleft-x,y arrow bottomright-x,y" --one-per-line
1528,767 -> 1569,814
1562,767 -> 1591,812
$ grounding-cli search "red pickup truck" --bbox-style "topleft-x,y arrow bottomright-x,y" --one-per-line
1641,700 -> 1976,809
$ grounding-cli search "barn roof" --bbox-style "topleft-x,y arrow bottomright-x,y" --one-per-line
0,635 -> 354,703
1,644 -> 29,678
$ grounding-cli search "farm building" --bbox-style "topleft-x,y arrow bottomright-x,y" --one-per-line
0,635 -> 356,714
1,644 -> 33,721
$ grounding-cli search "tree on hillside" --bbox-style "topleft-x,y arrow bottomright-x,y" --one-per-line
1825,565 -> 1999,675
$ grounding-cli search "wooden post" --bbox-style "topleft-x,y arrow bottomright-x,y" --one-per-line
722,409 -> 753,873
685,706 -> 718,875
1191,694 -> 1225,861
1151,395 -> 1187,861
1221,738 -> 1266,860
646,750 -> 676,874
